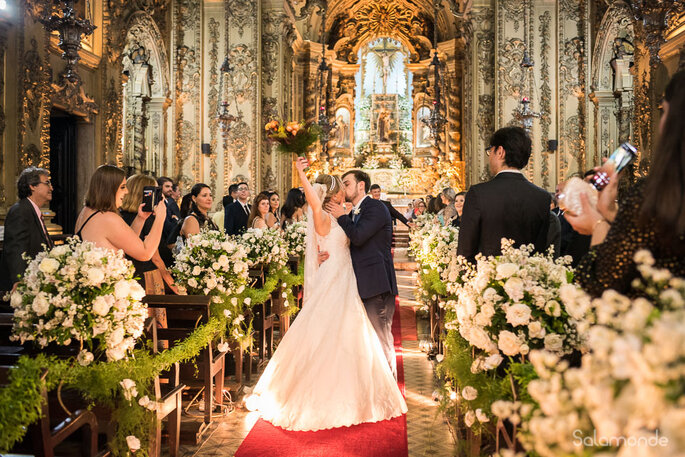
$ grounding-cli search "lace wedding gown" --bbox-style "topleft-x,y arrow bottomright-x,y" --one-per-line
250,211 -> 407,431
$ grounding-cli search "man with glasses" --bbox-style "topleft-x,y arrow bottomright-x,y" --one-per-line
0,167 -> 54,292
224,182 -> 251,236
457,127 -> 551,262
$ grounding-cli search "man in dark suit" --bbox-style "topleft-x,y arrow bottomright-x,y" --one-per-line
157,177 -> 181,238
326,170 -> 399,378
222,183 -> 239,209
224,182 -> 251,236
0,167 -> 54,291
457,127 -> 551,262
369,184 -> 411,228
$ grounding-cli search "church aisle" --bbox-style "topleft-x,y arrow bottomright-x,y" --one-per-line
174,271 -> 456,456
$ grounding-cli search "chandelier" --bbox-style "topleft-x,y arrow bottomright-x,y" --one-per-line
512,0 -> 540,134
421,0 -> 447,151
217,0 -> 242,138
316,5 -> 336,159
40,0 -> 96,84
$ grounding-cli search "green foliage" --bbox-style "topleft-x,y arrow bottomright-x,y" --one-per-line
0,263 -> 304,455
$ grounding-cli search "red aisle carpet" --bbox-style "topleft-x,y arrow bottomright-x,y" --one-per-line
234,299 -> 409,457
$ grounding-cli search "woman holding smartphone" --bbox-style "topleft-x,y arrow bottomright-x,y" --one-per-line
566,71 -> 685,297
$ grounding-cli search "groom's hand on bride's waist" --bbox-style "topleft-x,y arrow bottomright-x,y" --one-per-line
318,251 -> 330,265
325,202 -> 346,218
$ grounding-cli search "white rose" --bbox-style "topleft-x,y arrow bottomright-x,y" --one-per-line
107,344 -> 127,361
506,303 -> 532,327
498,330 -> 521,356
10,291 -> 22,308
52,245 -> 70,257
244,297 -> 252,306
212,262 -> 221,270
120,379 -> 138,400
544,334 -> 564,352
92,296 -> 112,316
187,278 -> 198,288
503,277 -> 525,302
475,409 -> 489,423
527,321 -> 546,339
32,293 -> 50,316
464,410 -> 476,427
217,342 -> 229,352
231,297 -> 238,306
491,400 -> 512,418
192,266 -> 201,276
38,257 -> 60,275
496,263 -> 518,279
206,277 -> 217,289
86,268 -> 105,285
77,350 -> 94,366
223,309 -> 231,318
484,353 -> 503,370
218,254 -> 229,267
544,300 -> 561,317
126,435 -> 141,452
129,281 -> 146,301
462,386 -> 478,401
109,326 -> 125,346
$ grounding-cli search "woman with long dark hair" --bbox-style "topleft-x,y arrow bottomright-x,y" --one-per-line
567,70 -> 685,296
74,165 -> 165,260
280,188 -> 306,229
248,193 -> 271,230
180,183 -> 218,238
265,191 -> 281,229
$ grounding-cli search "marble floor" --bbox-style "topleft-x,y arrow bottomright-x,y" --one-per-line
173,255 -> 457,457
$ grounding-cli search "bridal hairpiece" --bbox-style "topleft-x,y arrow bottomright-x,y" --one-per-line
329,179 -> 335,192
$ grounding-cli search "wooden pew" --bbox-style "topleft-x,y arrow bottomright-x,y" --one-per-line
143,295 -> 225,443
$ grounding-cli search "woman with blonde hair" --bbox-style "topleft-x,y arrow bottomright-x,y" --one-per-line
438,187 -> 457,225
74,165 -> 166,260
120,174 -> 178,294
247,192 -> 271,230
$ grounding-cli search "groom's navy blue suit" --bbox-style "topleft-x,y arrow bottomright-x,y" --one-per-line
337,196 -> 398,377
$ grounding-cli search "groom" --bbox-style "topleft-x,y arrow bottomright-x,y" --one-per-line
326,170 -> 399,378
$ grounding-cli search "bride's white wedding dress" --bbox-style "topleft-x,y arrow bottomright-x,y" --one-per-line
249,210 -> 407,431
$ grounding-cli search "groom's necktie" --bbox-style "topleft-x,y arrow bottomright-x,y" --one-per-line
352,211 -> 360,224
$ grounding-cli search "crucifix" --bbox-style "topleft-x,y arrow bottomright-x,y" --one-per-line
371,39 -> 396,93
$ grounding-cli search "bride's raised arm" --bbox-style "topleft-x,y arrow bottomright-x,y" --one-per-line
295,157 -> 331,237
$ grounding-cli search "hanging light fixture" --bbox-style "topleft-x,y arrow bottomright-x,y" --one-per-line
421,0 -> 447,151
217,0 -> 242,138
316,5 -> 336,160
513,0 -> 540,134
40,0 -> 96,84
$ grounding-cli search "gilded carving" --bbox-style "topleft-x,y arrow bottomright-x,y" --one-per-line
228,119 -> 251,167
229,44 -> 257,104
20,143 -> 44,169
263,165 -> 277,191
208,17 -> 220,193
228,0 -> 257,38
23,38 -> 47,133
262,13 -> 285,87
538,11 -> 551,189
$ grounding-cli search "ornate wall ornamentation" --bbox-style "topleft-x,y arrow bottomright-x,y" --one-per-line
262,13 -> 285,87
229,44 -> 257,104
20,143 -> 43,169
538,10 -> 552,189
228,119 -> 251,167
50,78 -> 99,122
23,38 -> 47,133
208,16 -> 220,193
263,165 -> 276,190
228,0 -> 257,38
262,97 -> 279,156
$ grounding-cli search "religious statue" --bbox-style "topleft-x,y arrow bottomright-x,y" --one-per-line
334,114 -> 349,148
381,53 -> 391,93
377,110 -> 391,142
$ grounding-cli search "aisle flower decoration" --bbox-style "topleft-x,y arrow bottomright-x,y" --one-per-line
237,227 -> 289,270
499,251 -> 685,457
446,240 -> 584,370
9,238 -> 147,363
265,120 -> 321,157
283,220 -> 307,257
172,229 -> 251,349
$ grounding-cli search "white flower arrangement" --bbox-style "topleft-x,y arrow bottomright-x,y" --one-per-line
446,240 -> 585,371
499,250 -> 685,457
237,227 -> 289,270
282,220 -> 307,257
408,213 -> 459,276
9,238 -> 147,363
172,229 -> 249,299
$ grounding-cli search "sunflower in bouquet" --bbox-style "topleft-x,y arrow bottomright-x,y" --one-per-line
265,120 -> 321,157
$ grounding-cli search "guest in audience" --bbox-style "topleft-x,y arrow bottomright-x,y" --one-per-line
546,192 -> 561,258
438,188 -> 458,225
266,191 -> 281,229
167,193 -> 193,247
0,167 -> 54,292
224,182 -> 251,235
403,202 -> 414,221
180,183 -> 218,238
171,182 -> 181,203
74,165 -> 166,261
410,199 -> 426,220
248,193 -> 271,229
567,70 -> 685,296
457,127 -> 550,262
426,196 -> 444,215
369,184 -> 410,228
451,191 -> 466,228
120,174 -> 178,293
157,176 -> 181,245
223,183 -> 239,208
281,188 -> 305,229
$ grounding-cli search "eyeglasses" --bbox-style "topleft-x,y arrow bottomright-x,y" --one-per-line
485,146 -> 494,156
237,186 -> 249,191
36,180 -> 52,187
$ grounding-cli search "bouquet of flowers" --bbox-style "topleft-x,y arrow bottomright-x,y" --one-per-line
9,238 -> 147,364
172,229 -> 249,300
446,240 -> 586,371
283,220 -> 307,257
264,120 -> 320,157
237,228 -> 288,270
499,251 -> 685,457
408,217 -> 459,274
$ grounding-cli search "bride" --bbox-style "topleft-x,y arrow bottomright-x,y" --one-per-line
247,157 -> 407,431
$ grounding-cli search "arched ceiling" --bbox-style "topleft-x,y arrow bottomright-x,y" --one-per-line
290,0 -> 468,63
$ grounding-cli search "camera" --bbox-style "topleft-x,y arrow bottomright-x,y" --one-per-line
142,186 -> 163,212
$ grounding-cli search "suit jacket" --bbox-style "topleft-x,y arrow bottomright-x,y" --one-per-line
0,198 -> 52,290
337,197 -> 398,299
547,211 -> 561,258
163,197 -> 181,242
380,200 -> 409,227
224,200 -> 250,236
457,172 -> 551,262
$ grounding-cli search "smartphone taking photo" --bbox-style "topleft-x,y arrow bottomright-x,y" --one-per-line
142,186 -> 162,212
